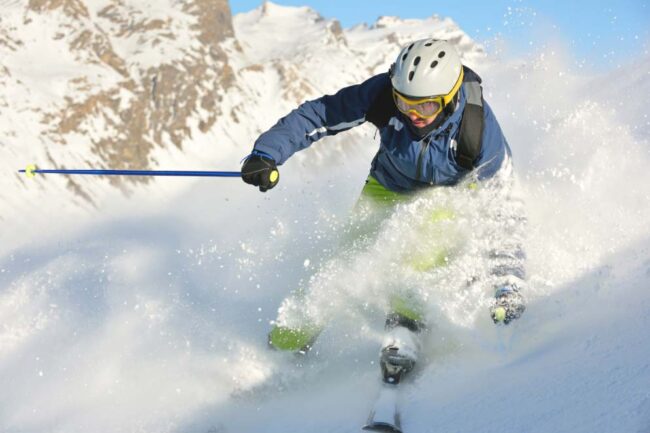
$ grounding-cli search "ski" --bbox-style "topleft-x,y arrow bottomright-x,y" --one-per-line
363,320 -> 421,433
363,382 -> 402,433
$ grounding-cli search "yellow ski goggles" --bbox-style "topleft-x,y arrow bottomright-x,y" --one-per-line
392,68 -> 464,119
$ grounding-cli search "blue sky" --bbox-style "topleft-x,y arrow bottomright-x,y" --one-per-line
230,0 -> 649,70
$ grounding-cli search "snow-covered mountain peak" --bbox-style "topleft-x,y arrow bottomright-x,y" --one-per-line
233,1 -> 347,65
345,14 -> 485,76
371,14 -> 451,32
259,0 -> 322,21
373,15 -> 407,28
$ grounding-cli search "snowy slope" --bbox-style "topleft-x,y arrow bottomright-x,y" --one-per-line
1,2 -> 650,433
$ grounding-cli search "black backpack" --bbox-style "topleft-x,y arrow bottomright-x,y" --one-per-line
365,66 -> 485,170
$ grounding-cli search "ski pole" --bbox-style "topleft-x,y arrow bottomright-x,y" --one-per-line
18,164 -> 240,178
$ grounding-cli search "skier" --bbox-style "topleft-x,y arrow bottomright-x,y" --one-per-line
240,39 -> 526,387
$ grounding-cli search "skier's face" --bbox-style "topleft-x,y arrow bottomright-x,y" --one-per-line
406,111 -> 438,129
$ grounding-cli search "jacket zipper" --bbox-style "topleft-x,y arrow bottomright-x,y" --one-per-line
416,125 -> 453,183
415,134 -> 434,182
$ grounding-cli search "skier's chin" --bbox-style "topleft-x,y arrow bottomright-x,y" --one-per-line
407,113 -> 436,129
410,119 -> 429,128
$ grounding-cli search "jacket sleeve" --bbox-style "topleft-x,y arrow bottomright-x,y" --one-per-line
253,73 -> 390,165
481,170 -> 528,294
472,101 -> 527,293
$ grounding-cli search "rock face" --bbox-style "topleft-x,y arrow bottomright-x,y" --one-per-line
4,0 -> 235,191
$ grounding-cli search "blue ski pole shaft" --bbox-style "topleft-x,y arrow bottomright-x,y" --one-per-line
19,166 -> 240,178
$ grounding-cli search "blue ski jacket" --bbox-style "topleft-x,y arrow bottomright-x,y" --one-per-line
253,72 -> 512,192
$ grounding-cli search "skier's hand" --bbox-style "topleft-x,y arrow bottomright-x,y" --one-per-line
241,154 -> 279,192
490,285 -> 525,325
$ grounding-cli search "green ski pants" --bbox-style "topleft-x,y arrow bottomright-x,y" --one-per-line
268,176 -> 455,351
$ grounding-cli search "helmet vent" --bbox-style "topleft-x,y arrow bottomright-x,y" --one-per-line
402,53 -> 408,61
425,42 -> 433,47
408,71 -> 415,81
413,56 -> 421,66
408,43 -> 414,51
438,51 -> 446,58
430,60 -> 438,68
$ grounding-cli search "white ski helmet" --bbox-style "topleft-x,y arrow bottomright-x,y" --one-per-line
390,39 -> 463,98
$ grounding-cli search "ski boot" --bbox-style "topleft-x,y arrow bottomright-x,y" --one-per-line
379,313 -> 423,384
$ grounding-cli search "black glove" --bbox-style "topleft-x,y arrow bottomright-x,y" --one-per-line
241,154 -> 279,192
490,285 -> 526,325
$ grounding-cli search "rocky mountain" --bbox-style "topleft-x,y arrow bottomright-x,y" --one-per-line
0,0 -> 484,224
2,0 -> 234,197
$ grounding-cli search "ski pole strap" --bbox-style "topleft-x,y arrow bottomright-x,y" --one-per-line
19,166 -> 240,178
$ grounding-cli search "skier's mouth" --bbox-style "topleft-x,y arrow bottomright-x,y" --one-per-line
410,118 -> 428,128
